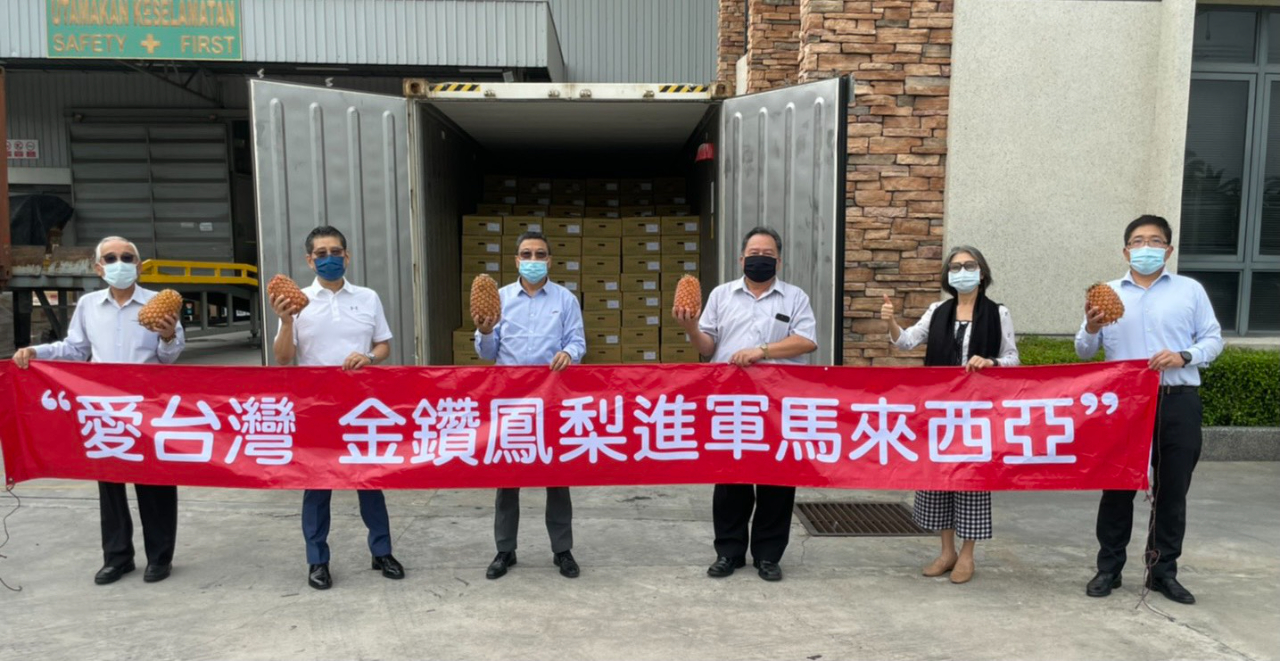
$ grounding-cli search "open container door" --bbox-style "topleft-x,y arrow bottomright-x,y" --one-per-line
719,77 -> 849,366
250,80 -> 415,365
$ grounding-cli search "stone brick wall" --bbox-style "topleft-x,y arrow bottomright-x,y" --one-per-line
717,0 -> 747,92
791,0 -> 953,365
745,0 -> 802,93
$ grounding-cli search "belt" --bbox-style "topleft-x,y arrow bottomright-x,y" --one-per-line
1159,385 -> 1199,395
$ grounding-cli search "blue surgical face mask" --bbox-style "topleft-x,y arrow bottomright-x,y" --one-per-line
1128,246 -> 1166,276
948,269 -> 981,294
314,254 -> 346,281
518,259 -> 548,283
102,261 -> 137,289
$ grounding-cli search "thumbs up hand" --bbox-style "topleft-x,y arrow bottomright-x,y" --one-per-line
880,294 -> 895,323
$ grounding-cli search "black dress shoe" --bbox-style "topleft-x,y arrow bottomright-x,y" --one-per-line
94,560 -> 136,585
706,556 -> 746,578
486,551 -> 517,580
1147,576 -> 1195,604
1086,571 -> 1121,597
371,554 -> 405,580
308,563 -> 332,590
754,559 -> 783,582
553,551 -> 580,578
143,563 -> 172,583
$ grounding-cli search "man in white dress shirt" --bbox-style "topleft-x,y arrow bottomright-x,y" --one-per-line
13,236 -> 184,585
271,225 -> 404,590
673,226 -> 818,582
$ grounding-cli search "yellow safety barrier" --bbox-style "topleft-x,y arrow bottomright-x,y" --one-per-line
138,260 -> 259,287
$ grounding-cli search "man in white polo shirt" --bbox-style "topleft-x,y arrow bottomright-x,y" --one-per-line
271,225 -> 404,590
673,226 -> 818,582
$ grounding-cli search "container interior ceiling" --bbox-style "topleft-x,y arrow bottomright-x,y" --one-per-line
415,98 -> 719,365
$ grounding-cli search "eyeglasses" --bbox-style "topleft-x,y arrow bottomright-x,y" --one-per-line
312,248 -> 345,258
100,253 -> 137,265
1126,238 -> 1168,249
518,250 -> 550,260
744,251 -> 778,258
947,261 -> 979,273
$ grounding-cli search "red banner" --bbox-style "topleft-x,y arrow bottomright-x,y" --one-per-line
0,361 -> 1157,491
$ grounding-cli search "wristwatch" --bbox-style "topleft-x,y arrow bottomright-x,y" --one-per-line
759,343 -> 770,360
1178,350 -> 1193,366
364,351 -> 377,363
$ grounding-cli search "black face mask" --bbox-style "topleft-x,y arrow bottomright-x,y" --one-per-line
743,255 -> 778,283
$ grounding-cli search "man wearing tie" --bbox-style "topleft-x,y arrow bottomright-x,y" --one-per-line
13,236 -> 184,585
1077,214 -> 1223,605
271,225 -> 405,590
473,230 -> 587,580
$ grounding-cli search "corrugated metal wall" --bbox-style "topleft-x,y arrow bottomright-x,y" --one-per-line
538,0 -> 716,83
240,0 -> 557,68
2,0 -> 560,69
0,0 -> 44,59
5,72 -> 214,170
2,0 -> 714,83
4,71 -> 404,170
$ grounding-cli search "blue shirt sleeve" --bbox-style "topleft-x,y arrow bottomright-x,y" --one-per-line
1187,280 -> 1224,367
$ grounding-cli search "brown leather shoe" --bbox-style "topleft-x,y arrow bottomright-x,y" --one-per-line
950,556 -> 975,584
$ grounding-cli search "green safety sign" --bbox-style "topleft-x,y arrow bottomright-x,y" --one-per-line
47,0 -> 242,61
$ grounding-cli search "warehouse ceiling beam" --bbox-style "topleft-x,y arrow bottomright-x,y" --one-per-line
115,60 -> 224,108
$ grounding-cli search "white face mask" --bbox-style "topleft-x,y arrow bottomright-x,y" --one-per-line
948,269 -> 981,294
102,261 -> 137,289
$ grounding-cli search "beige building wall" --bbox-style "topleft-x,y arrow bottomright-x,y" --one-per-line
943,0 -> 1196,335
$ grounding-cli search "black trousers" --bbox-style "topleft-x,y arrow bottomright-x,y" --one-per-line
1095,390 -> 1202,579
99,481 -> 178,567
713,484 -> 796,563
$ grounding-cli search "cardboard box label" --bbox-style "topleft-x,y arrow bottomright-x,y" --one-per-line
569,225 -> 581,234
606,282 -> 618,291
644,281 -> 656,290
565,261 -> 581,271
487,244 -> 500,253
647,262 -> 660,271
607,300 -> 620,309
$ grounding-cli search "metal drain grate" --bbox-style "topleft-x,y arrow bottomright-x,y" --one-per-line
795,502 -> 931,537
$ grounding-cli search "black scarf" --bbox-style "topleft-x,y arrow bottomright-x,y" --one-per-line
924,294 -> 1002,367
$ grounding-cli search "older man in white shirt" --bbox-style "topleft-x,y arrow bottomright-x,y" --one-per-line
673,226 -> 818,582
271,225 -> 403,591
13,236 -> 184,585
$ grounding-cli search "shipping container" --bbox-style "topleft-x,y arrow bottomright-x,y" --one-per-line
250,79 -> 848,366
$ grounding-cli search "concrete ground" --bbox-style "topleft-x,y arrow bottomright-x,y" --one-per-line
0,333 -> 1276,661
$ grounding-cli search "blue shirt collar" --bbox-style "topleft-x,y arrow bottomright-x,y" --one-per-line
1121,269 -> 1172,289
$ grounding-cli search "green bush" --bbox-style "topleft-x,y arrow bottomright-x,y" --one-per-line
1016,336 -> 1279,427
1018,335 -> 1104,366
1201,348 -> 1280,427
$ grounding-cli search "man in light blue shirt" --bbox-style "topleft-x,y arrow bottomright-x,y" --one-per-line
473,230 -> 586,580
13,236 -> 184,586
1075,214 -> 1223,605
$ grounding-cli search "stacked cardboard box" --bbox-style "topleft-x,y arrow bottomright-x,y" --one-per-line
460,174 -> 699,365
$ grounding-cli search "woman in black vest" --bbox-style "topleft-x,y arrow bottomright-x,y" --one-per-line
880,245 -> 1019,584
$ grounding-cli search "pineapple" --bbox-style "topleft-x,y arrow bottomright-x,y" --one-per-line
138,289 -> 183,331
672,275 -> 702,317
1086,282 -> 1124,326
470,274 -> 502,322
267,274 -> 310,315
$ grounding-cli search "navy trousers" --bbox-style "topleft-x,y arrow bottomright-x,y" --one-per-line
301,489 -> 392,565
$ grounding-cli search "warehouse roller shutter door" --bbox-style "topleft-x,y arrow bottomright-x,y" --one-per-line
69,122 -> 234,262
